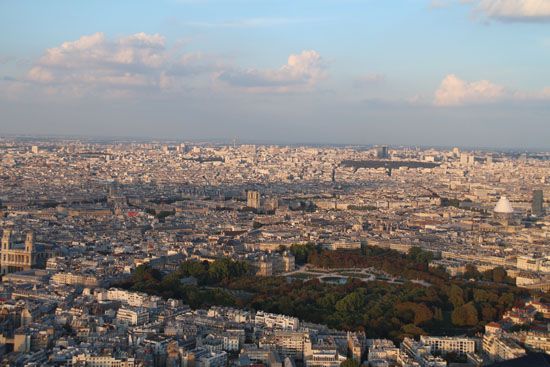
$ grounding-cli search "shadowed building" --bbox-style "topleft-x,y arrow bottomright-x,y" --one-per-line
532,190 -> 544,217
375,146 -> 389,159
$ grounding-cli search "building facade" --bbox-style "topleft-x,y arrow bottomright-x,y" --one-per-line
532,189 -> 544,216
1,230 -> 51,275
247,191 -> 261,209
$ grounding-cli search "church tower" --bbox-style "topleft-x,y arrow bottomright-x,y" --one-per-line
2,229 -> 12,250
25,232 -> 34,253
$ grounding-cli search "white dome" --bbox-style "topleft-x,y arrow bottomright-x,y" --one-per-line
494,196 -> 514,214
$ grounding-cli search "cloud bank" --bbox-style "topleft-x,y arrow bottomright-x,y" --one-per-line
472,0 -> 550,22
434,74 -> 505,106
27,32 -> 168,92
217,50 -> 326,92
3,33 -> 326,98
434,74 -> 550,106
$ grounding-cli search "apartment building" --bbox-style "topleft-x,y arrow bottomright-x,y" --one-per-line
116,307 -> 149,326
255,311 -> 300,331
419,336 -> 476,355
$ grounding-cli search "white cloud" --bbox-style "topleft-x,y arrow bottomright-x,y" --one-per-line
434,74 -> 506,106
27,66 -> 55,83
13,32 -> 232,99
6,33 -> 326,98
434,74 -> 550,106
217,50 -> 326,92
472,0 -> 550,22
26,32 -> 170,92
21,33 -> 167,96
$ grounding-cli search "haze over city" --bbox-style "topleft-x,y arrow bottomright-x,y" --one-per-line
2,2 -> 550,367
2,0 -> 550,148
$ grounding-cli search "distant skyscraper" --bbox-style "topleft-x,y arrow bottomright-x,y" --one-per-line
247,190 -> 260,209
532,190 -> 544,216
376,146 -> 389,159
460,153 -> 475,165
31,145 -> 39,154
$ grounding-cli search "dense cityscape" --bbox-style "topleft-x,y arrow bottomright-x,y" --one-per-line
3,0 -> 550,366
0,138 -> 549,366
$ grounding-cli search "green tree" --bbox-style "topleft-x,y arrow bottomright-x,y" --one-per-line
481,303 -> 497,322
448,284 -> 465,308
290,243 -> 317,265
451,303 -> 478,326
340,359 -> 360,367
180,260 -> 208,276
208,260 -> 230,282
396,302 -> 433,325
409,246 -> 434,264
464,264 -> 481,279
498,292 -> 515,309
335,291 -> 366,314
133,264 -> 162,283
334,290 -> 367,329
492,267 -> 507,283
401,323 -> 426,337
473,289 -> 489,303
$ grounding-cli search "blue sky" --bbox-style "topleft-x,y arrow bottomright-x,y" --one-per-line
1,0 -> 550,148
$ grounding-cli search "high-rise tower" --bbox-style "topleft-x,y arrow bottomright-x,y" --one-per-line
247,190 -> 260,209
532,190 -> 544,217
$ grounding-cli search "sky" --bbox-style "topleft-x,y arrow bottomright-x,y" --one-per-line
1,0 -> 550,148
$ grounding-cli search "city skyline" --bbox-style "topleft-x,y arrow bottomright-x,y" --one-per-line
4,133 -> 550,153
0,138 -> 549,366
2,2 -> 550,365
2,0 -> 550,148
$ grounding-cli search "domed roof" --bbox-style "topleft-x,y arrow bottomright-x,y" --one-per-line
494,196 -> 514,214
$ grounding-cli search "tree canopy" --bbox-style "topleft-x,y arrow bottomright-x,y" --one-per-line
122,248 -> 531,342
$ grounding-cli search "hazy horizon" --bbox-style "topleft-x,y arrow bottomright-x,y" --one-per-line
2,0 -> 550,148
3,132 -> 550,153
